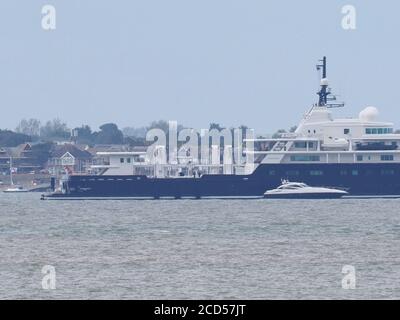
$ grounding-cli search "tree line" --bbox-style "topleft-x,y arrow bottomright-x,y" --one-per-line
1,118 -> 304,149
1,119 -> 252,148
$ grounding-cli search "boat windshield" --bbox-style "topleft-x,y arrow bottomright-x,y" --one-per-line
277,183 -> 308,190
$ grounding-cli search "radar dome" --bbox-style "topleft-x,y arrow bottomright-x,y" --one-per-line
359,106 -> 379,122
320,78 -> 329,86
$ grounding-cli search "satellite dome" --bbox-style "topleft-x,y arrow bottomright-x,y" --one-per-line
320,78 -> 329,86
359,106 -> 379,122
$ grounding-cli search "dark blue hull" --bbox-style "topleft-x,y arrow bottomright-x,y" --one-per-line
49,163 -> 400,198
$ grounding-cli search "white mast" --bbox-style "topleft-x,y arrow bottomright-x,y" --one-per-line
9,156 -> 14,186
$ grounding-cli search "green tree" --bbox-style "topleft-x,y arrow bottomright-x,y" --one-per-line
122,126 -> 147,138
40,118 -> 70,140
30,142 -> 54,167
124,136 -> 147,146
272,129 -> 286,139
0,130 -> 31,147
209,123 -> 224,131
93,123 -> 124,144
73,125 -> 93,145
15,118 -> 41,137
147,120 -> 170,133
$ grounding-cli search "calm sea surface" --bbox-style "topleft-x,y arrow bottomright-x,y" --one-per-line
0,193 -> 400,299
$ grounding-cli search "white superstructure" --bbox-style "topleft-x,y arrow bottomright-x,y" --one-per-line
89,56 -> 400,177
247,103 -> 400,166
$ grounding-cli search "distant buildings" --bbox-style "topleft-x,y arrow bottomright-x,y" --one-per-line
0,142 -> 151,176
0,144 -> 41,174
47,144 -> 93,175
0,148 -> 9,174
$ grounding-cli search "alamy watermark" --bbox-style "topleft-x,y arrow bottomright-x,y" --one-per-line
341,265 -> 356,289
41,265 -> 56,290
341,5 -> 356,30
144,121 -> 255,167
40,4 -> 356,31
41,5 -> 56,31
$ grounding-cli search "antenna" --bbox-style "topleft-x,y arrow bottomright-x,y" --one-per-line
315,56 -> 345,108
316,56 -> 327,79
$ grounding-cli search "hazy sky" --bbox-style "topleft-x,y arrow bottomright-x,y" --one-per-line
0,0 -> 399,133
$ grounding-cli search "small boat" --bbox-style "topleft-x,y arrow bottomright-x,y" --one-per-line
264,180 -> 348,199
3,186 -> 29,193
2,156 -> 29,193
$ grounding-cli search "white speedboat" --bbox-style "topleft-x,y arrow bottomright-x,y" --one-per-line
3,186 -> 29,193
264,180 -> 347,199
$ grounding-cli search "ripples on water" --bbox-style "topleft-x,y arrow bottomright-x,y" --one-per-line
0,193 -> 400,299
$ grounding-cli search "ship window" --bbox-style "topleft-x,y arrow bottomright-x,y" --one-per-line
352,170 -> 358,176
286,170 -> 299,176
120,158 -> 124,163
381,155 -> 394,161
294,142 -> 307,148
366,128 -> 393,134
269,170 -> 276,175
290,155 -> 320,161
344,128 -> 350,134
308,142 -> 314,148
310,170 -> 323,176
357,155 -> 363,161
127,157 -> 131,163
381,169 -> 395,175
340,170 -> 347,176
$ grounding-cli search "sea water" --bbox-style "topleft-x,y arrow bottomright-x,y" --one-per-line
0,193 -> 399,299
